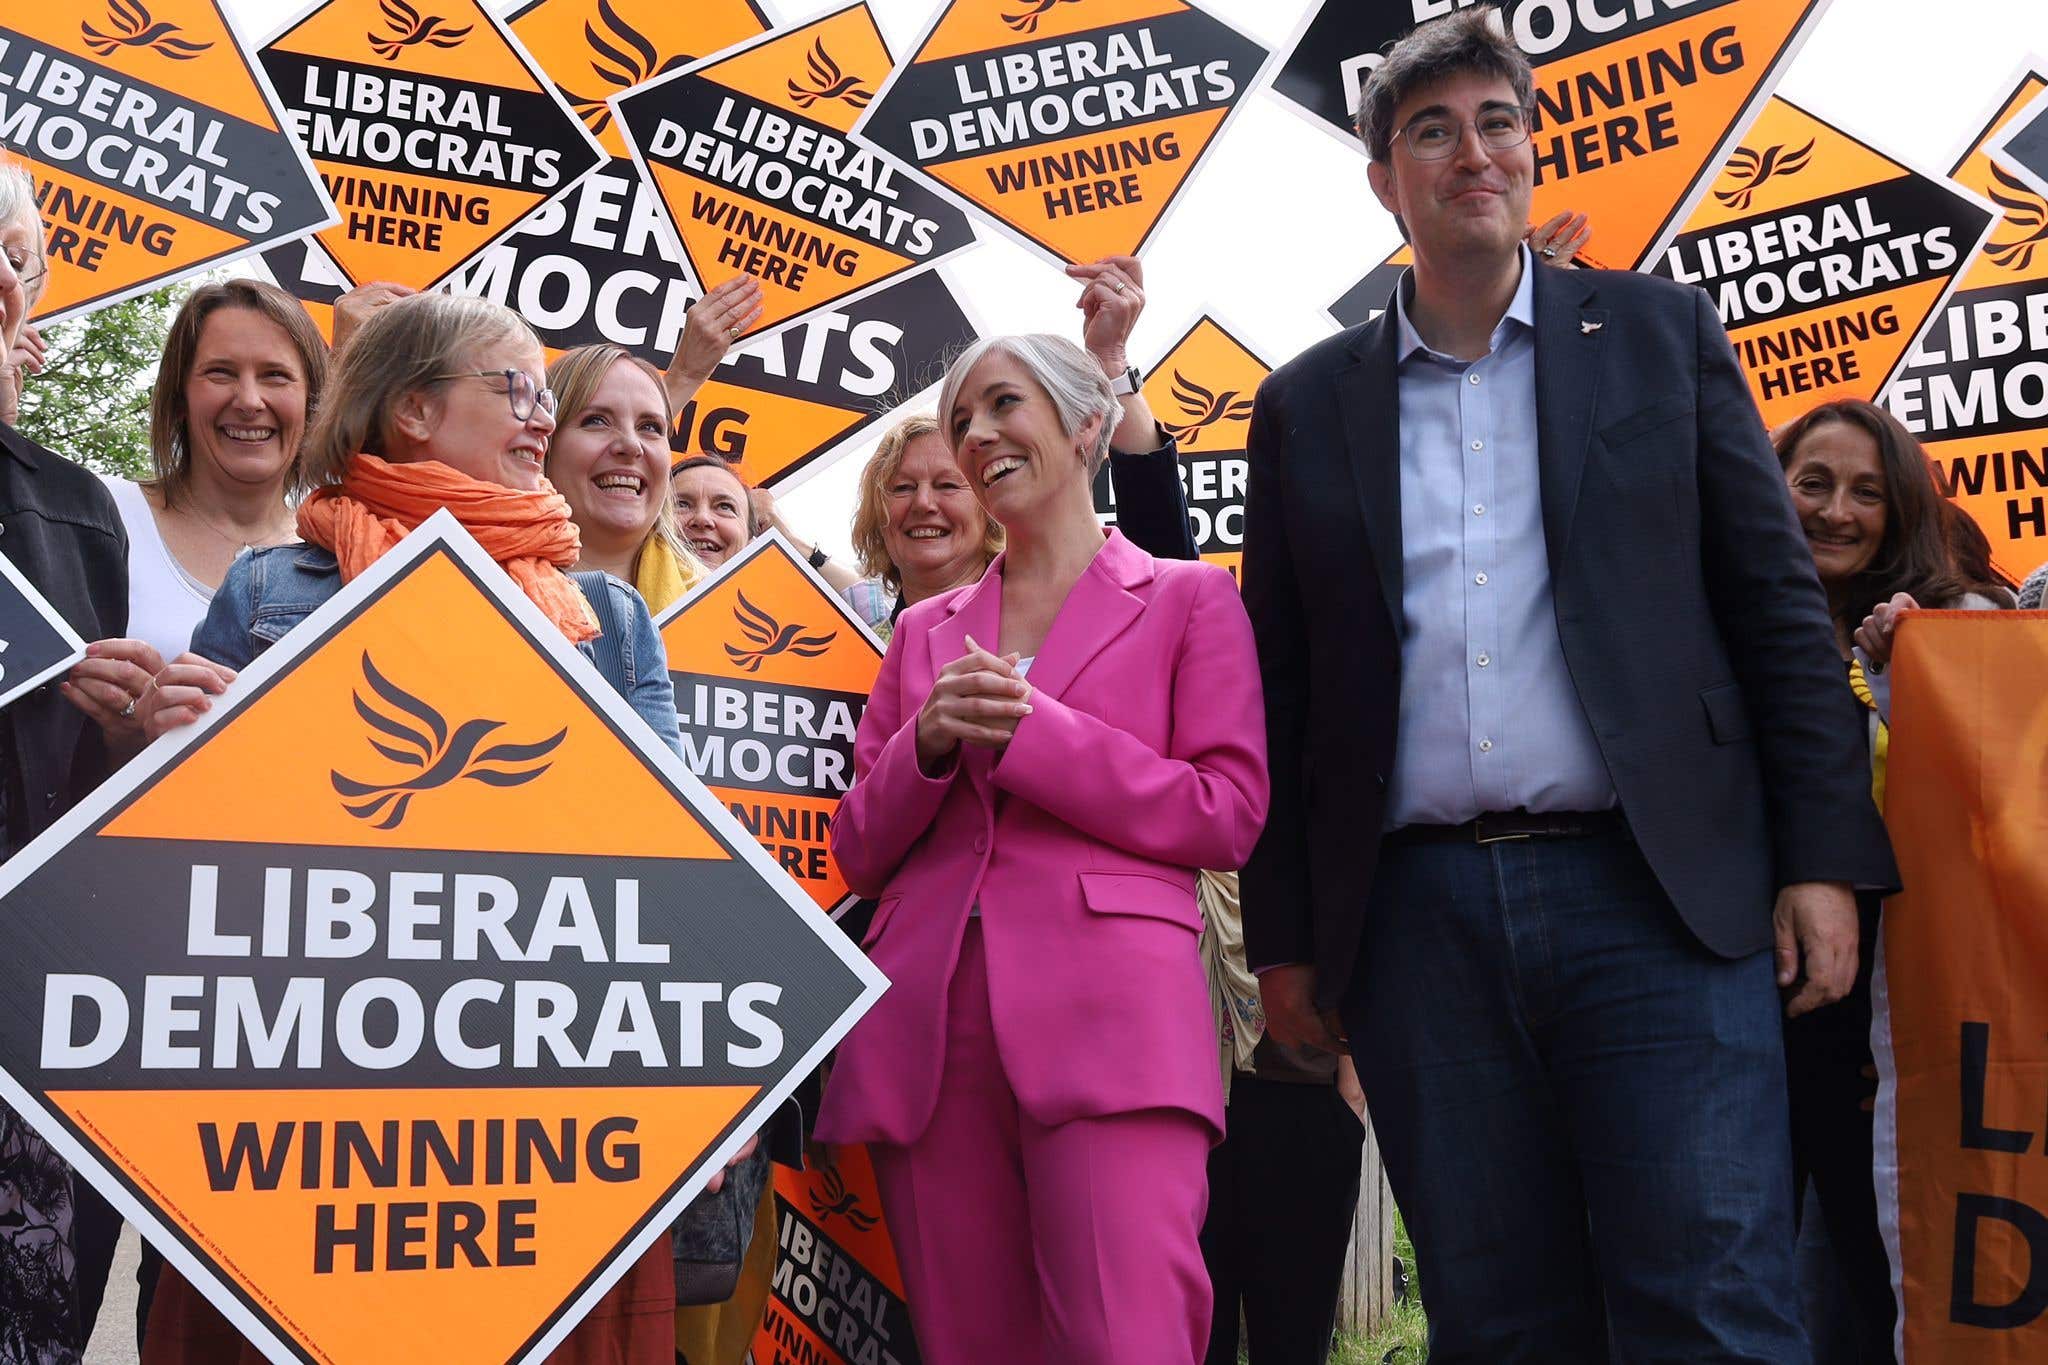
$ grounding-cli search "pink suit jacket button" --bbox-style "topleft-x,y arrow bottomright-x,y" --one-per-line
973,835 -> 989,854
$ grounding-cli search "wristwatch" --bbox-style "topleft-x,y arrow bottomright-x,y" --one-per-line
1107,364 -> 1140,397
808,545 -> 829,570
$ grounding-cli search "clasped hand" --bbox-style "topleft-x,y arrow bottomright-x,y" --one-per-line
914,635 -> 1032,775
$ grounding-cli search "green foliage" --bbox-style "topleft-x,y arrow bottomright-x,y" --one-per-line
14,282 -> 189,479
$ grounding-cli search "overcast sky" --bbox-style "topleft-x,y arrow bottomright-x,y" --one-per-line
224,0 -> 2048,559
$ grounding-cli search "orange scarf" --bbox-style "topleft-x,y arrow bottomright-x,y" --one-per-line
297,454 -> 599,642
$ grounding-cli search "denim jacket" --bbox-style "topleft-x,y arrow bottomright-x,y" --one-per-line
192,543 -> 682,756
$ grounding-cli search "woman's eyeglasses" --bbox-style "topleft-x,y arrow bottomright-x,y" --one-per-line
430,369 -> 558,422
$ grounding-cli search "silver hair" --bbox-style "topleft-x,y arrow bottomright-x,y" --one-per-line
0,155 -> 46,304
937,333 -> 1120,477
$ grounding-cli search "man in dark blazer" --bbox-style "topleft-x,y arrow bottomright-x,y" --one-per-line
1239,12 -> 1898,1363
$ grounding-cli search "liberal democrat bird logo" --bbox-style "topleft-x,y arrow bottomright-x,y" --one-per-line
1003,0 -> 1084,35
1161,370 -> 1255,450
1712,138 -> 1815,213
558,0 -> 690,137
785,39 -> 872,111
81,0 -> 214,59
1986,163 -> 2048,274
808,1167 -> 880,1232
331,652 -> 565,830
368,0 -> 474,62
726,593 -> 836,674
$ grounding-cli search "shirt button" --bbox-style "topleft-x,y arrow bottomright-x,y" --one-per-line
1468,373 -> 1481,385
1473,504 -> 1485,516
1474,572 -> 1488,585
1476,653 -> 1491,667
1478,738 -> 1494,753
1470,440 -> 1484,451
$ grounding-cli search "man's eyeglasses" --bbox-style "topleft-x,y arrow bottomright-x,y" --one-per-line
1396,106 -> 1533,161
430,369 -> 557,422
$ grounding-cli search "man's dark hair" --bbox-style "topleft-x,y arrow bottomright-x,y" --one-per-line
1356,7 -> 1534,163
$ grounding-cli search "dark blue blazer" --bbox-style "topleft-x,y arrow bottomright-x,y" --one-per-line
1240,264 -> 1899,1007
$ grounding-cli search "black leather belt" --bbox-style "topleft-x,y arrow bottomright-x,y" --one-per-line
1386,809 -> 1626,847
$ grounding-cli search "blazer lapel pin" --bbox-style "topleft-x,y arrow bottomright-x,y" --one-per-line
1580,319 -> 1604,335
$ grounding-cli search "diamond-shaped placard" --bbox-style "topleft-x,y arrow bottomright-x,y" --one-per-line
1271,0 -> 1831,270
1651,96 -> 1995,431
1091,314 -> 1270,584
257,0 -> 605,292
0,512 -> 883,1365
854,0 -> 1270,267
9,0 -> 335,325
0,548 -> 87,710
654,531 -> 882,921
1883,68 -> 2048,587
611,3 -> 978,344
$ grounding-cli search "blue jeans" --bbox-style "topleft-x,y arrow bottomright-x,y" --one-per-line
1342,829 -> 1807,1364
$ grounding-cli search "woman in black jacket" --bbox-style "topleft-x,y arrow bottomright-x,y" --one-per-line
0,153 -> 133,1364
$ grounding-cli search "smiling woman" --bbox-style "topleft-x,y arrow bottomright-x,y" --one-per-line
547,344 -> 703,614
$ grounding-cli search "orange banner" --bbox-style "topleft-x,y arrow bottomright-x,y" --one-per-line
1874,610 -> 2048,1361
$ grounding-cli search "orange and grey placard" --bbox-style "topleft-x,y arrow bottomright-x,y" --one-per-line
0,513 -> 884,1365
7,0 -> 335,325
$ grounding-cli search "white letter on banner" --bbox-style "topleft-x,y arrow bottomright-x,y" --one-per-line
41,975 -> 129,1068
185,865 -> 251,956
649,119 -> 687,158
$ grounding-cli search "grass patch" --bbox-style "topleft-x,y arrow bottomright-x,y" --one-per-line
1332,1211 -> 1428,1363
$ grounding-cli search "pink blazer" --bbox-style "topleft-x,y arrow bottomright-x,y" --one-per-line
816,531 -> 1269,1148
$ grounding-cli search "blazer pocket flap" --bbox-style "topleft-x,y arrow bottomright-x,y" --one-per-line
1599,395 -> 1695,447
1078,871 -> 1200,930
1700,683 -> 1754,745
860,894 -> 904,949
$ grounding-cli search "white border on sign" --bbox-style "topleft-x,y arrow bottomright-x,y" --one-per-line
1879,60 -> 2048,421
1262,0 -> 1394,164
258,0 -> 609,296
1263,0 -> 1836,273
847,0 -> 1277,274
22,0 -> 340,328
1986,80 -> 2048,203
606,1 -> 981,348
652,526 -> 886,920
1743,96 -> 2002,402
0,545 -> 87,710
0,510 -> 887,1365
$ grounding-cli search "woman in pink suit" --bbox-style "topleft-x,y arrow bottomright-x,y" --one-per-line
816,332 -> 1269,1365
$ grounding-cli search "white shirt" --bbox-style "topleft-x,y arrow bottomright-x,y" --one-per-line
101,476 -> 218,664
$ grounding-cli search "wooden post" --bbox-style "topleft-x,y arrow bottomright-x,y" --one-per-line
1337,1110 -> 1397,1335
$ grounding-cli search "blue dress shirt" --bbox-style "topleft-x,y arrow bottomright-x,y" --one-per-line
1385,247 -> 1614,828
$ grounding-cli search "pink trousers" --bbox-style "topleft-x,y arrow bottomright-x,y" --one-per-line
866,921 -> 1212,1365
